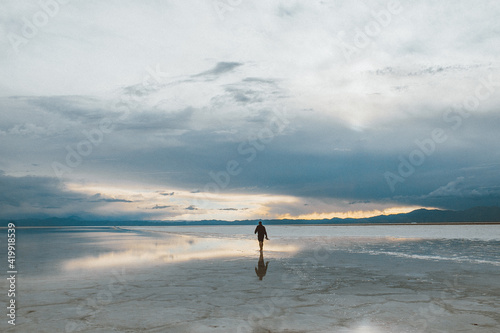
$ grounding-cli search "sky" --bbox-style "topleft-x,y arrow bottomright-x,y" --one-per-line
1,0 -> 500,221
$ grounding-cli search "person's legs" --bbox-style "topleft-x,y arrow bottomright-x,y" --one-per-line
259,240 -> 263,251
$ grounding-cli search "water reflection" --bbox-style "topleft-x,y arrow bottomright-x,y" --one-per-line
64,233 -> 298,271
255,250 -> 269,281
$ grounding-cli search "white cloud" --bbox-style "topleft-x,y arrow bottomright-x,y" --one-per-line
8,123 -> 50,136
427,177 -> 465,197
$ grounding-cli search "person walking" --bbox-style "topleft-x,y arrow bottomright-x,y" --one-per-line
254,221 -> 269,251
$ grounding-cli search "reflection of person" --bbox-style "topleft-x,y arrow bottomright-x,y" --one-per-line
254,221 -> 269,251
255,251 -> 269,280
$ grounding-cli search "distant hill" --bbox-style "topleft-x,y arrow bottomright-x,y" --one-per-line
356,206 -> 500,223
2,206 -> 500,227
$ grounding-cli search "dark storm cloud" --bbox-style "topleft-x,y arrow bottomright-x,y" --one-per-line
0,171 -> 68,208
0,172 -> 99,219
3,81 -> 499,216
0,172 -> 179,220
49,95 -> 495,213
149,111 -> 500,211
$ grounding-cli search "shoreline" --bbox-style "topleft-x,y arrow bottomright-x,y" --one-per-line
2,222 -> 500,228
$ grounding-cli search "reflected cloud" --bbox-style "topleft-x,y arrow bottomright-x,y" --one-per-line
63,233 -> 298,271
340,320 -> 384,333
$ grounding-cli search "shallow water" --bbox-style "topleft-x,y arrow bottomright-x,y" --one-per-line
1,225 -> 499,332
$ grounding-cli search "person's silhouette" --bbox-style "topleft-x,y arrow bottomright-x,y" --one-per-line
255,250 -> 269,280
254,221 -> 269,251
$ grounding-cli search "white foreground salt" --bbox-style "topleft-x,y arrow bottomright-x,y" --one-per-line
1,225 -> 499,332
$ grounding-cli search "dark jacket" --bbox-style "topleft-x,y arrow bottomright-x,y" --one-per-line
254,224 -> 267,241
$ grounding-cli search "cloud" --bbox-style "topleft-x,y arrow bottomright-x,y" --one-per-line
427,177 -> 465,197
372,64 -> 485,78
89,193 -> 134,203
151,205 -> 171,210
0,172 -> 211,220
0,171 -> 99,219
21,95 -> 109,123
7,123 -> 50,136
1,1 -> 500,220
193,62 -> 243,78
218,77 -> 284,106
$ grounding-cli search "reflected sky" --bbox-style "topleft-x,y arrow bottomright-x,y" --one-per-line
62,225 -> 500,272
63,232 -> 298,271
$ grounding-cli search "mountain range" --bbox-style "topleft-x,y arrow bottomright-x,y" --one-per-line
3,206 -> 500,227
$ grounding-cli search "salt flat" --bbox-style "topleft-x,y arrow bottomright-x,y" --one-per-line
1,225 -> 499,332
